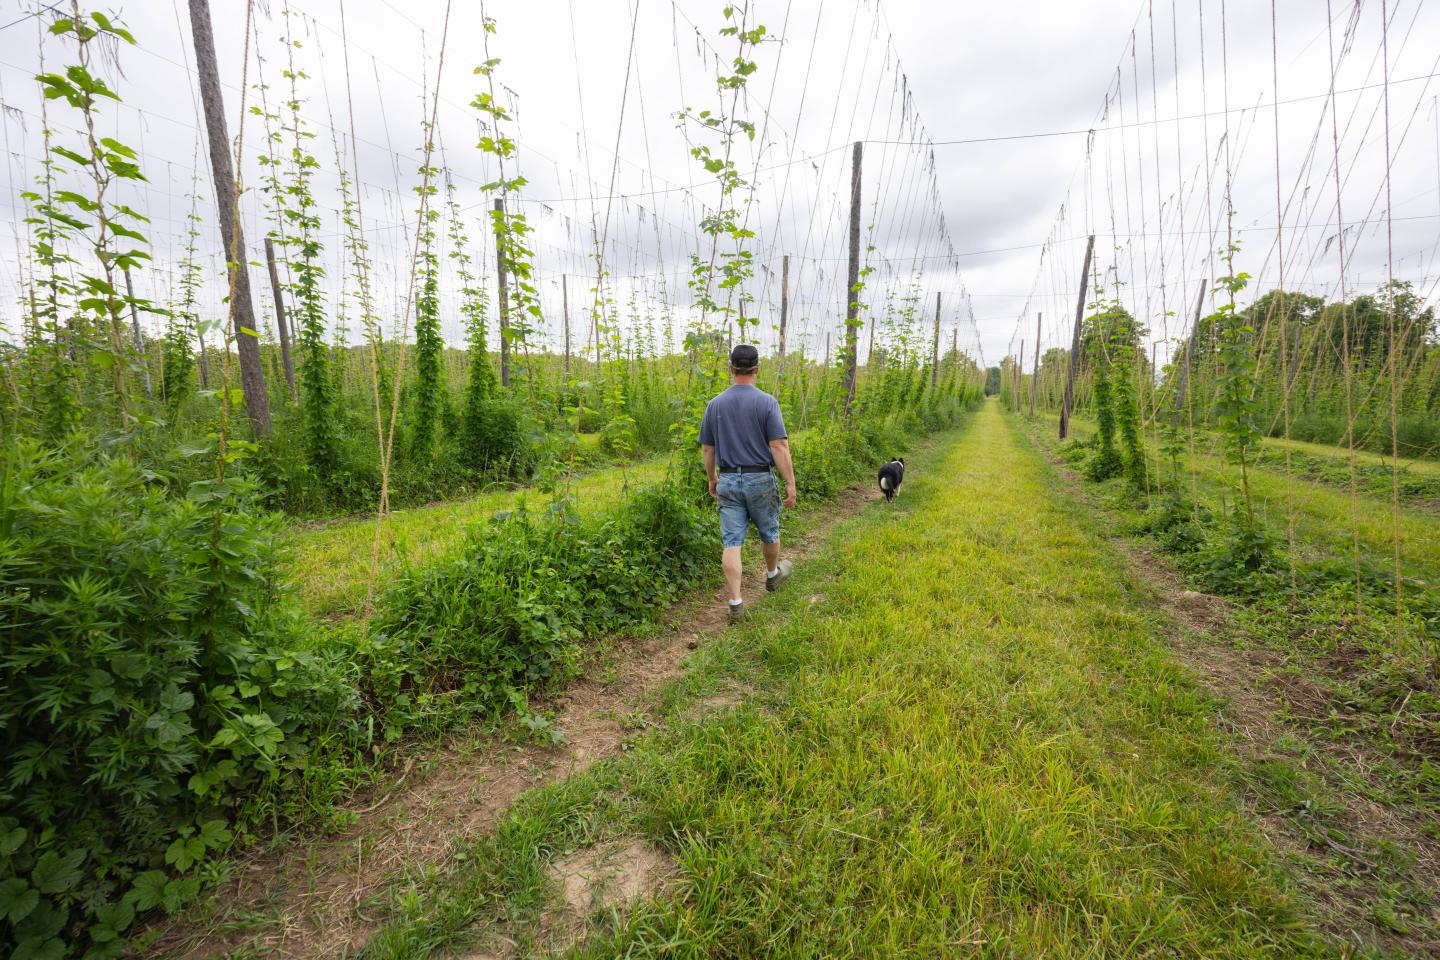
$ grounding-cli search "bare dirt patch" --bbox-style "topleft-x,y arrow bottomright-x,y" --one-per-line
548,839 -> 674,942
452,839 -> 674,960
147,478 -> 886,960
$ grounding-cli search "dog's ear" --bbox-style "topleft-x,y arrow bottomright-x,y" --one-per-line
898,458 -> 905,465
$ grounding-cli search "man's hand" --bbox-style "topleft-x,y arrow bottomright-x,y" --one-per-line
769,437 -> 797,509
701,444 -> 718,500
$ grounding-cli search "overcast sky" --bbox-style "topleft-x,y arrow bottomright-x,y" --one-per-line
1,0 -> 1436,367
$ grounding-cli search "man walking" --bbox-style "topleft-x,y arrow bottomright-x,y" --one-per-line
699,344 -> 797,624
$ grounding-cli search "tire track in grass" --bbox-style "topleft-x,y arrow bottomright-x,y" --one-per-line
142,432 -> 952,960
355,403 -> 1352,959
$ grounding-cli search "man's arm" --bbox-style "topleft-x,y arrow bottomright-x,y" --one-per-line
769,438 -> 797,507
702,443 -> 718,499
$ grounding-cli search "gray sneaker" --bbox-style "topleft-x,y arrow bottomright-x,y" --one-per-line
727,602 -> 747,625
766,559 -> 793,593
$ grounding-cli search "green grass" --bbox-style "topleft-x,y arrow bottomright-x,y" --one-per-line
1264,435 -> 1440,478
283,455 -> 669,618
353,403 -> 1358,959
1059,414 -> 1439,586
283,423 -> 838,619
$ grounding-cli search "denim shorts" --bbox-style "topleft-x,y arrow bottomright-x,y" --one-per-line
717,471 -> 781,547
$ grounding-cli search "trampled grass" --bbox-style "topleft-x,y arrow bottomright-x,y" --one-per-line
355,403 -> 1349,958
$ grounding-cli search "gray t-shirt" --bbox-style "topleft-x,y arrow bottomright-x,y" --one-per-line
698,384 -> 788,468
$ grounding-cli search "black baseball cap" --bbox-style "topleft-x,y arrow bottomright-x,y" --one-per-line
730,343 -> 760,372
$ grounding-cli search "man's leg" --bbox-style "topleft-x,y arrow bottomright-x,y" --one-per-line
722,546 -> 744,603
761,539 -> 781,575
754,476 -> 791,592
716,476 -> 748,616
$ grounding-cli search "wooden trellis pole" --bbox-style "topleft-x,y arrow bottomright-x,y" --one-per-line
1059,234 -> 1096,440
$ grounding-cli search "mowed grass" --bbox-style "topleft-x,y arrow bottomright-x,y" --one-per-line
284,455 -> 667,618
1063,415 -> 1439,585
357,403 -> 1344,959
1264,434 -> 1440,478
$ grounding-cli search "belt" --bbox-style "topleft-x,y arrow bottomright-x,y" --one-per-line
719,464 -> 772,474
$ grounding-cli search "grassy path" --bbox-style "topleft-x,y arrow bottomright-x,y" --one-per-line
148,429 -> 936,959
354,402 -> 1364,959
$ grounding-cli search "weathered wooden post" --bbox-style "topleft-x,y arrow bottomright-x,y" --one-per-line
1028,311 -> 1041,417
264,237 -> 297,400
1174,277 -> 1206,412
189,0 -> 270,437
1017,339 -> 1025,411
1059,234 -> 1096,440
122,267 -> 152,398
561,273 -> 571,377
778,254 -> 790,386
930,291 -> 941,388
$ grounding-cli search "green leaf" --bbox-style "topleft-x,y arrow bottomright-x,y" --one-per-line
34,73 -> 76,100
198,819 -> 232,850
52,145 -> 91,167
0,877 -> 38,924
88,899 -> 134,943
108,222 -> 147,243
31,848 -> 86,894
126,871 -> 167,911
54,190 -> 98,211
14,898 -> 65,942
162,875 -> 200,915
12,936 -> 64,960
164,836 -> 205,871
99,137 -> 136,158
0,821 -> 27,855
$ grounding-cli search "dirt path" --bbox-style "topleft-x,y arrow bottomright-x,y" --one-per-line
147,480 -> 887,960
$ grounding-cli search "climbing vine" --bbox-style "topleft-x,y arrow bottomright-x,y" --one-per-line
276,17 -> 340,480
408,132 -> 444,461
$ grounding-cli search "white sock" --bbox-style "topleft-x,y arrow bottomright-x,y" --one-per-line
766,567 -> 779,578
729,598 -> 743,606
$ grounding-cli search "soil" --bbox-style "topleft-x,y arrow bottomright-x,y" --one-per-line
146,479 -> 885,960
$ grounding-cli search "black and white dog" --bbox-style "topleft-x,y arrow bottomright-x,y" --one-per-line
878,458 -> 905,502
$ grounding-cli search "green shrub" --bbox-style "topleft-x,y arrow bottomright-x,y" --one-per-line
791,425 -> 862,502
360,483 -> 713,738
1179,513 -> 1279,595
459,397 -> 532,478
1136,494 -> 1210,555
629,395 -> 680,452
0,440 -> 352,957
